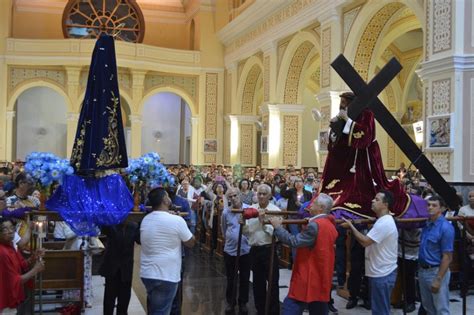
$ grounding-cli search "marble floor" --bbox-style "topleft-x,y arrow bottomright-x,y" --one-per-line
42,246 -> 474,314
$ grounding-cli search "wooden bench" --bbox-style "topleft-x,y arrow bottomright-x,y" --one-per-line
35,250 -> 84,309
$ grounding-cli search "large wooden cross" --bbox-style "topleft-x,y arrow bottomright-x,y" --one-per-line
330,54 -> 459,210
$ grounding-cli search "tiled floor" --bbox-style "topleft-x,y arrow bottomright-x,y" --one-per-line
42,247 -> 474,314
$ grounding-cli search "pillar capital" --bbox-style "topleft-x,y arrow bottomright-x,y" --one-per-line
5,110 -> 15,120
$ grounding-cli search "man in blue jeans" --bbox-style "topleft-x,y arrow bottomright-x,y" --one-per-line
418,195 -> 454,315
343,190 -> 398,315
140,188 -> 195,315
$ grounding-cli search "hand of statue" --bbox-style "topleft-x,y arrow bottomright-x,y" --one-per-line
269,217 -> 283,228
338,109 -> 348,121
430,277 -> 441,293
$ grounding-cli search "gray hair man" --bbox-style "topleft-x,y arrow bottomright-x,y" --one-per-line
243,184 -> 281,315
270,193 -> 338,314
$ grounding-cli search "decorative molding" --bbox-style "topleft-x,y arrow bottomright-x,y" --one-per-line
425,0 -> 430,61
282,115 -> 299,166
431,79 -> 451,115
432,0 -> 452,54
261,153 -> 269,166
224,123 -> 230,165
220,0 -> 346,66
129,114 -> 143,124
417,55 -> 474,79
240,123 -> 254,165
278,40 -> 291,72
429,152 -> 450,174
6,111 -> 16,120
9,67 -> 66,93
242,65 -> 262,114
320,105 -> 330,130
261,104 -> 306,114
284,41 -> 314,104
384,84 -> 397,112
145,73 -> 198,100
264,56 -> 270,102
5,38 -> 201,71
354,3 -> 404,80
321,27 -> 331,87
387,137 -> 396,168
205,73 -> 218,138
66,113 -> 80,121
204,154 -> 216,164
343,6 -> 362,47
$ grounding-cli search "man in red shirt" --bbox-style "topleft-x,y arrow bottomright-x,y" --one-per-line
270,193 -> 338,315
0,217 -> 44,313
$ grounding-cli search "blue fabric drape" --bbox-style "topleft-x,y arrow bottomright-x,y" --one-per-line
47,174 -> 133,236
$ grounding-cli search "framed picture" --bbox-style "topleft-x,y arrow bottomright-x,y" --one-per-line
260,135 -> 268,153
203,139 -> 217,153
318,131 -> 329,152
427,114 -> 452,149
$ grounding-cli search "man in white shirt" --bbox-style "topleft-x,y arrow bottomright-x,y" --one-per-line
243,184 -> 281,315
140,187 -> 195,315
343,190 -> 398,315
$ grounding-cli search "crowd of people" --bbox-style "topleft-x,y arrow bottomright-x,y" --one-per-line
0,162 -> 473,314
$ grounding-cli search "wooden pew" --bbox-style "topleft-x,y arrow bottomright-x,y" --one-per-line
35,250 -> 84,308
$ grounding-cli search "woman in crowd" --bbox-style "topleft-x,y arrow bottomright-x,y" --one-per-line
239,179 -> 254,206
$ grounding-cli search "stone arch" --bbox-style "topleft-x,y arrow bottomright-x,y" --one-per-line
236,56 -> 263,115
276,31 -> 319,104
344,0 -> 424,80
138,85 -> 197,116
8,79 -> 73,112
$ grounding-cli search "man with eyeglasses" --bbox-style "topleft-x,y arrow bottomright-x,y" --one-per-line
243,184 -> 281,315
221,187 -> 251,314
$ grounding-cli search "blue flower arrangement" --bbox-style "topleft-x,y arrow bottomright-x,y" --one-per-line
125,152 -> 174,188
24,152 -> 74,189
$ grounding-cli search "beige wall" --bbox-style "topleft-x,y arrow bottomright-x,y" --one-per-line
12,11 -> 63,39
144,22 -> 189,49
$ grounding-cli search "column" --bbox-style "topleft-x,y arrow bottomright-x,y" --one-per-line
0,0 -> 12,160
5,111 -> 15,161
228,115 -> 259,166
65,66 -> 82,111
261,104 -> 305,168
66,112 -> 79,158
262,41 -> 278,103
417,0 -> 472,183
190,116 -> 199,165
131,70 -> 146,113
129,114 -> 142,158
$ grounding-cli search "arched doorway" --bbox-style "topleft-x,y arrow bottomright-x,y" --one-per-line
14,86 -> 68,160
141,92 -> 192,164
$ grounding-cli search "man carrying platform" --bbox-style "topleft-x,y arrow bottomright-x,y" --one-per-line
269,193 -> 337,315
243,184 -> 280,315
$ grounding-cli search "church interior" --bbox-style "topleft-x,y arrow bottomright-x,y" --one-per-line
1,0 -> 474,314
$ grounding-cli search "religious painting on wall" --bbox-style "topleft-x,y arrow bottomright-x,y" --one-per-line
203,139 -> 217,153
260,135 -> 268,153
427,114 -> 452,148
318,131 -> 329,152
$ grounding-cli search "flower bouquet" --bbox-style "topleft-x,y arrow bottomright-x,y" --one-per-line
125,152 -> 174,211
24,152 -> 74,210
